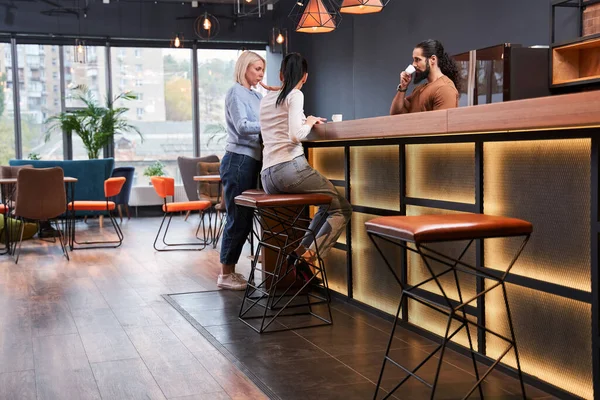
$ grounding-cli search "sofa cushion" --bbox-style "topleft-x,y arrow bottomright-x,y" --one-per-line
9,158 -> 114,205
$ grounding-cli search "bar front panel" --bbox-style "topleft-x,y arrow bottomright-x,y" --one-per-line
352,212 -> 404,315
350,145 -> 400,211
406,143 -> 476,204
484,139 -> 591,291
486,282 -> 592,399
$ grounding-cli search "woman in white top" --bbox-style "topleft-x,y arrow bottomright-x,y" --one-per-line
260,53 -> 352,280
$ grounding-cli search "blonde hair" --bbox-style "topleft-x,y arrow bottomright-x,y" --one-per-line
234,51 -> 266,86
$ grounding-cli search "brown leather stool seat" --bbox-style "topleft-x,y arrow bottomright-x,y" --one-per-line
235,190 -> 332,208
365,214 -> 532,243
366,213 -> 533,400
235,190 -> 334,334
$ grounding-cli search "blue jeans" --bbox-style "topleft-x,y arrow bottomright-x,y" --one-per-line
219,151 -> 261,265
261,155 -> 352,259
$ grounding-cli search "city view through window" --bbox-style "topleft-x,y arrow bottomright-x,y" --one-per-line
0,43 -> 266,186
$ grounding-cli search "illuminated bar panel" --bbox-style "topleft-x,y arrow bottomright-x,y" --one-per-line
486,283 -> 592,399
352,212 -> 403,314
484,139 -> 591,291
350,146 -> 400,210
406,143 -> 475,204
310,147 -> 345,181
408,299 -> 478,348
323,248 -> 348,295
406,206 -> 477,302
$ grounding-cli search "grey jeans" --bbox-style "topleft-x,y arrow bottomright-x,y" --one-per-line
261,156 -> 352,259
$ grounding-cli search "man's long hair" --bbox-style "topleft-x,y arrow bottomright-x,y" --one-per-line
416,39 -> 460,91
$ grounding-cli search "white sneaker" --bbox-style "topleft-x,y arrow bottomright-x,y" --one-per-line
217,273 -> 248,291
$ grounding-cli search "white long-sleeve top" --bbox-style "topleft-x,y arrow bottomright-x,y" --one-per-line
259,89 -> 311,172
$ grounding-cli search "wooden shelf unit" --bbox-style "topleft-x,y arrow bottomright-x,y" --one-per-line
552,36 -> 600,85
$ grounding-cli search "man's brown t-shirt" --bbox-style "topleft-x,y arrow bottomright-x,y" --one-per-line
403,75 -> 459,113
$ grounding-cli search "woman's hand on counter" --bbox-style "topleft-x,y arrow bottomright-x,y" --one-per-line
306,116 -> 327,127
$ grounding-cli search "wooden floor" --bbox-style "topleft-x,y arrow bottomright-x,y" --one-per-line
0,215 -> 265,400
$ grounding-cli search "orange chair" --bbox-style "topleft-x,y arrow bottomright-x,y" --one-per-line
68,177 -> 126,249
151,176 -> 212,251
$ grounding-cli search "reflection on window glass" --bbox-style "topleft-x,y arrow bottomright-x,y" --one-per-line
111,47 -> 193,186
0,43 -> 15,164
18,44 -> 63,160
64,45 -> 108,160
197,49 -> 267,159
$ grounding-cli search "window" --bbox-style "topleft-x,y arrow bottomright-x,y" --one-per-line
111,47 -> 193,185
17,44 -> 63,160
0,43 -> 16,164
135,64 -> 142,73
62,46 -> 108,159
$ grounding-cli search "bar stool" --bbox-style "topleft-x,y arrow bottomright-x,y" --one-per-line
235,190 -> 334,333
365,213 -> 532,400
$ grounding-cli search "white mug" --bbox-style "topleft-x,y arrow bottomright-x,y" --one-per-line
405,64 -> 416,75
331,114 -> 343,122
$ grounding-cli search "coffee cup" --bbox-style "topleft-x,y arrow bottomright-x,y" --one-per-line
331,114 -> 343,122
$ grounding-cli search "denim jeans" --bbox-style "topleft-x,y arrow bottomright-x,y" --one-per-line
219,151 -> 261,265
261,155 -> 351,259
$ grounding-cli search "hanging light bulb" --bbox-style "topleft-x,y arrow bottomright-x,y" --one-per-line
74,39 -> 87,63
195,12 -> 220,40
174,34 -> 181,47
339,0 -> 386,14
245,0 -> 252,3
276,33 -> 285,44
203,13 -> 212,30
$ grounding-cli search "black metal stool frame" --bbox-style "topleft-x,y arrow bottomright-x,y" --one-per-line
368,230 -> 530,400
238,202 -> 333,334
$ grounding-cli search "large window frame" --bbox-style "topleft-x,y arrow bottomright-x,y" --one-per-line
2,36 -> 268,161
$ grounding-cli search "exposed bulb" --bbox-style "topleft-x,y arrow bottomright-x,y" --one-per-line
276,33 -> 284,44
77,44 -> 84,54
174,35 -> 181,47
203,17 -> 211,31
245,0 -> 252,3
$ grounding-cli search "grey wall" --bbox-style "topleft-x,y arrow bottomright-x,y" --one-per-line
289,0 -> 577,120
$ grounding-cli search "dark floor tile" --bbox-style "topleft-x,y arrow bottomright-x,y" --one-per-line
284,381 -> 396,400
242,356 -> 369,397
204,320 -> 297,345
171,291 -> 243,311
224,335 -> 330,365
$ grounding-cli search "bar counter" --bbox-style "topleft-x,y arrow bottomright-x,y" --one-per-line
303,90 -> 600,400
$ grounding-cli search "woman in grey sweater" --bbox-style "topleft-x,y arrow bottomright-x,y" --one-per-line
218,51 -> 265,290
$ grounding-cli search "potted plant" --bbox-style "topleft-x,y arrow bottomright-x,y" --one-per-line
45,85 -> 143,159
143,161 -> 166,180
27,152 -> 41,160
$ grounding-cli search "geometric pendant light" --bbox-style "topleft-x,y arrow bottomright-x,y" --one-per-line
289,0 -> 341,33
339,0 -> 387,14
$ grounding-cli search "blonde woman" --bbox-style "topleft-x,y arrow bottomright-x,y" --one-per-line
218,51 -> 265,290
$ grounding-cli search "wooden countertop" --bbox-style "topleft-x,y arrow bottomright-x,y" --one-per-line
305,90 -> 600,142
